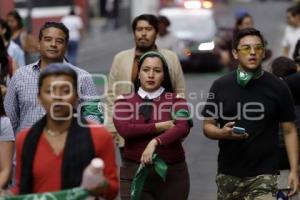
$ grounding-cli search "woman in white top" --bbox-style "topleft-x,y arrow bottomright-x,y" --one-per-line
156,16 -> 181,53
0,90 -> 14,188
0,38 -> 14,96
61,8 -> 83,65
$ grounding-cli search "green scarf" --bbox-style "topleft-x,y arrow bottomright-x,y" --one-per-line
2,188 -> 89,200
172,109 -> 193,127
236,67 -> 263,87
130,154 -> 167,200
81,100 -> 104,123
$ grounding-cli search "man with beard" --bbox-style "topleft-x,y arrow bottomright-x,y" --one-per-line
106,14 -> 185,148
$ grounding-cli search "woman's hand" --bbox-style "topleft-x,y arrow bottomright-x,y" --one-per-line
80,159 -> 107,196
141,139 -> 159,165
155,120 -> 175,133
0,189 -> 13,197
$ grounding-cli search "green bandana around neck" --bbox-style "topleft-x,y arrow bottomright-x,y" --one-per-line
236,67 -> 263,87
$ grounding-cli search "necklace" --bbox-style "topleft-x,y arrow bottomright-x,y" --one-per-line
45,127 -> 68,137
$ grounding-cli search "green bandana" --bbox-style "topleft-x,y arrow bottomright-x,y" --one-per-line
2,188 -> 89,200
172,109 -> 193,127
82,100 -> 104,123
139,51 -> 168,68
130,154 -> 167,200
236,67 -> 263,87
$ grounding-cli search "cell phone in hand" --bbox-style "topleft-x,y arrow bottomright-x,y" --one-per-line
232,126 -> 246,135
277,188 -> 291,200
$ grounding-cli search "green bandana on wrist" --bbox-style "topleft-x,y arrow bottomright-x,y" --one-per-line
2,188 -> 89,200
236,67 -> 263,87
130,154 -> 167,200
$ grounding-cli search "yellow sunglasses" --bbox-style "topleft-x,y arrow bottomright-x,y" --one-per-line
237,45 -> 265,55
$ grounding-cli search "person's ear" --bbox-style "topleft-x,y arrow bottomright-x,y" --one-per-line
232,49 -> 238,60
37,94 -> 43,106
262,48 -> 266,59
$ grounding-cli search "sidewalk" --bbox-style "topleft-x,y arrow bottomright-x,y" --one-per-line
77,17 -> 133,74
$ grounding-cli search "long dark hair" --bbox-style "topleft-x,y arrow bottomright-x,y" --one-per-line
0,37 -> 9,84
7,10 -> 23,30
134,51 -> 174,93
233,13 -> 253,36
0,19 -> 12,41
0,89 -> 6,117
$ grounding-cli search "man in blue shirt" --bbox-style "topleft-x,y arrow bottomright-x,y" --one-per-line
4,22 -> 103,134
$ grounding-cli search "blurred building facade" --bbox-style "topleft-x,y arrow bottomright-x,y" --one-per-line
0,0 -> 182,36
1,0 -> 89,36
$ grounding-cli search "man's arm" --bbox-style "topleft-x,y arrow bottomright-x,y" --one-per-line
283,46 -> 290,57
15,48 -> 25,68
4,75 -> 20,133
78,72 -> 104,123
281,27 -> 290,57
282,121 -> 299,196
106,55 -> 120,133
0,141 -> 14,188
172,53 -> 185,96
203,119 -> 248,140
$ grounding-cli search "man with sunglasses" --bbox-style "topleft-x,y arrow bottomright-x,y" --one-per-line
202,28 -> 299,200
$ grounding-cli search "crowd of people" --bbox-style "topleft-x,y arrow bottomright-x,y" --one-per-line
0,3 -> 299,200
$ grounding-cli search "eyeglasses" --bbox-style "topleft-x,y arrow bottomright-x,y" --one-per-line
237,45 -> 264,55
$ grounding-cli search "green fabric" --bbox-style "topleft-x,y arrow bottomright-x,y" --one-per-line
130,164 -> 149,200
130,154 -> 167,200
81,100 -> 104,123
139,51 -> 168,67
172,109 -> 193,127
236,67 -> 263,87
2,188 -> 89,200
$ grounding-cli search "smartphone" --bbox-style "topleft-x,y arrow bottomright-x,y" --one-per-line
232,126 -> 246,135
277,188 -> 291,200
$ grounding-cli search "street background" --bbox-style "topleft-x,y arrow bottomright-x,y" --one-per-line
0,0 -> 290,199
76,1 -> 292,199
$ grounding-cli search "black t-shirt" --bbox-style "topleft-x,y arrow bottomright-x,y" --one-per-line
202,71 -> 296,177
293,39 -> 300,59
283,73 -> 300,105
279,73 -> 300,169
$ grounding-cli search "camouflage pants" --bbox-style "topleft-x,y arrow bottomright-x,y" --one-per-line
216,173 -> 278,200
